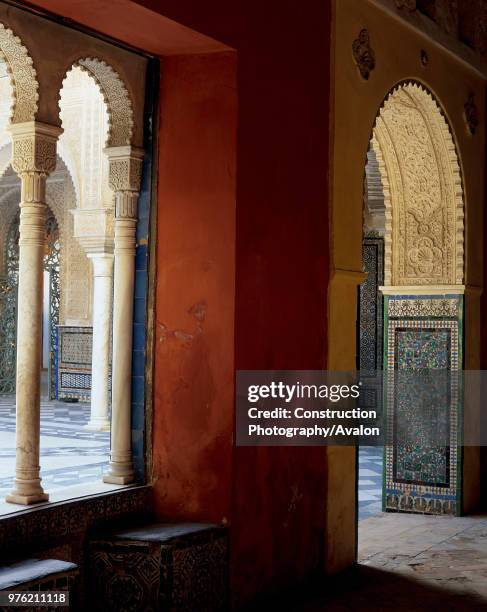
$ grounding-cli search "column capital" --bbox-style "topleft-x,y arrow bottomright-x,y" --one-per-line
8,121 -> 63,176
104,146 -> 144,193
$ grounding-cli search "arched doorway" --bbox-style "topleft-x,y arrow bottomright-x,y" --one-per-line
0,209 -> 61,398
358,81 -> 465,518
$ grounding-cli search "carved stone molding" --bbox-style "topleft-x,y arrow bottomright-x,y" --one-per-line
372,82 -> 464,287
352,29 -> 376,80
0,24 -> 39,123
464,92 -> 479,135
73,58 -> 134,147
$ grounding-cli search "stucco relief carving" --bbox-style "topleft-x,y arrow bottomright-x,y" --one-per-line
108,158 -> 142,193
0,24 -> 39,124
352,29 -> 375,80
12,137 -> 57,175
10,123 -> 62,177
372,82 -> 464,286
74,58 -> 134,147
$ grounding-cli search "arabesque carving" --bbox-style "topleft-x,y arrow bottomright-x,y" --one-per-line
0,24 -> 39,123
74,58 -> 134,147
372,83 -> 464,286
10,123 -> 62,176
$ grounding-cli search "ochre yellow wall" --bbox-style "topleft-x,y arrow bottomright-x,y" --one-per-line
328,0 -> 485,573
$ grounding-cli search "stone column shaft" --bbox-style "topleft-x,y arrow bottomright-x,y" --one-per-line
6,122 -> 62,505
85,253 -> 113,431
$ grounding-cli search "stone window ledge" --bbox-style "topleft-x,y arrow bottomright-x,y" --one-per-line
0,484 -> 151,557
0,482 -> 140,518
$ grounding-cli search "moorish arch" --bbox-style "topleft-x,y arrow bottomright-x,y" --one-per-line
370,82 -> 464,287
0,23 -> 38,124
0,19 -> 145,505
0,154 -> 89,397
62,57 -> 134,147
366,81 -> 466,516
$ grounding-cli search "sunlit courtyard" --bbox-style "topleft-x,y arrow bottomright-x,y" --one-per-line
0,395 -> 109,500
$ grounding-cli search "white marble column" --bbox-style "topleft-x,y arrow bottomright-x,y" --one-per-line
85,253 -> 113,431
6,122 -> 62,505
73,209 -> 114,432
103,146 -> 144,484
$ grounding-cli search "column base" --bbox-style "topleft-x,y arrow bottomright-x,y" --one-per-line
103,465 -> 135,485
84,419 -> 111,432
6,491 -> 49,505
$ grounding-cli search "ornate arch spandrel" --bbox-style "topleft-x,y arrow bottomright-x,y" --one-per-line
0,23 -> 38,124
65,57 -> 134,148
371,82 -> 464,287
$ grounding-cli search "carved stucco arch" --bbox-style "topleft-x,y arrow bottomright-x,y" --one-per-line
0,155 -> 77,279
0,23 -> 38,123
370,82 -> 464,286
62,57 -> 134,147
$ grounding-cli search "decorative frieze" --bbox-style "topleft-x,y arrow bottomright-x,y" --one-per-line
388,296 -> 459,317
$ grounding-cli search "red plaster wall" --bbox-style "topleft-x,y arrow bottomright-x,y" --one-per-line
152,51 -> 237,523
26,0 -> 332,606
230,3 -> 330,603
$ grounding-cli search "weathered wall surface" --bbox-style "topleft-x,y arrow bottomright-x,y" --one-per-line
151,51 -> 237,525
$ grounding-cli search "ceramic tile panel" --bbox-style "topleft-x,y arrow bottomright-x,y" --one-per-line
383,294 -> 463,515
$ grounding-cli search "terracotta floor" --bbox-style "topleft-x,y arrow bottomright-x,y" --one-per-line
263,513 -> 487,611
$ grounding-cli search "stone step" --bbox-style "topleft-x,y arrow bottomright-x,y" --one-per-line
0,558 -> 78,612
88,522 -> 228,611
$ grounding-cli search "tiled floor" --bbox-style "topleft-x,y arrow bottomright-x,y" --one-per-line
0,395 -> 110,497
263,513 -> 487,610
358,446 -> 383,520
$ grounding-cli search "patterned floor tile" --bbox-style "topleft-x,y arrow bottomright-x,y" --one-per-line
0,395 -> 109,496
359,446 -> 383,521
